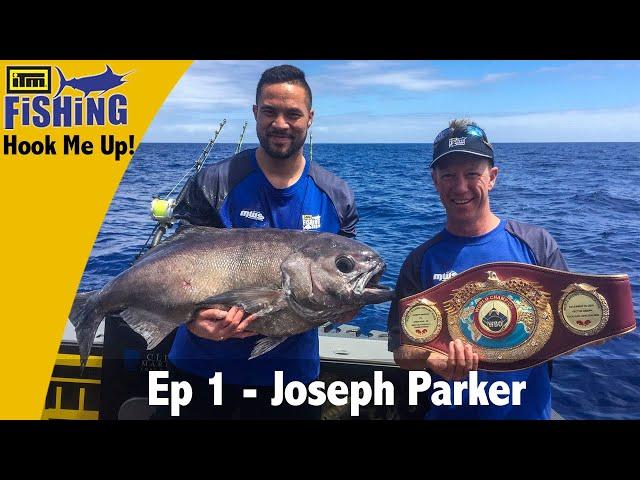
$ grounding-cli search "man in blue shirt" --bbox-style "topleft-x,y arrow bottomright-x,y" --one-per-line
387,119 -> 568,420
164,65 -> 359,419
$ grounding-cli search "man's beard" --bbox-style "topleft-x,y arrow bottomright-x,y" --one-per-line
258,129 -> 307,159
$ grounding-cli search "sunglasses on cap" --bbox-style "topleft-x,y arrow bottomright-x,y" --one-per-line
431,123 -> 494,168
434,124 -> 493,149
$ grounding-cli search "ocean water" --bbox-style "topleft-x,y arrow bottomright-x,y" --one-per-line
79,142 -> 640,420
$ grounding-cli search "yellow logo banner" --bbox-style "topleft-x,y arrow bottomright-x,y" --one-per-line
0,60 -> 192,419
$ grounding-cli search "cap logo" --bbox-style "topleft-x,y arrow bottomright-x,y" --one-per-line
449,137 -> 466,147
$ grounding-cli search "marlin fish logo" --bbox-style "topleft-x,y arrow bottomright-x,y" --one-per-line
53,65 -> 132,98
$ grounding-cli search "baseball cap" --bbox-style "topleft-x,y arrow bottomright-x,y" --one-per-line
431,122 -> 494,168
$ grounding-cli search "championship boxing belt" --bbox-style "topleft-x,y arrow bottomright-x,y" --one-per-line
398,262 -> 636,371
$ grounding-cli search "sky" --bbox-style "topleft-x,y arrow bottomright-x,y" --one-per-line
143,60 -> 640,143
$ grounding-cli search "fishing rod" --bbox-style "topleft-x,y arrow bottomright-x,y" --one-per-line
133,119 -> 227,263
235,121 -> 248,154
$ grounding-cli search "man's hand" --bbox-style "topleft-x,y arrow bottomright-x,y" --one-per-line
426,339 -> 479,381
187,306 -> 260,341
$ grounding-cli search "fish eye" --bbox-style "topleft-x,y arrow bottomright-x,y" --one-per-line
335,255 -> 356,274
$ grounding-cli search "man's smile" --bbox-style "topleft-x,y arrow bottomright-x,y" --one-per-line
452,198 -> 474,205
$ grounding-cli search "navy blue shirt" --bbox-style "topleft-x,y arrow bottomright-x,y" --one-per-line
387,219 -> 568,420
169,148 -> 358,386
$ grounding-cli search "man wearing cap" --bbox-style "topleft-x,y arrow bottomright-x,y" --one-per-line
387,119 -> 569,420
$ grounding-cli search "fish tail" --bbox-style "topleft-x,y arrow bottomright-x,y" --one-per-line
53,67 -> 68,98
69,290 -> 103,368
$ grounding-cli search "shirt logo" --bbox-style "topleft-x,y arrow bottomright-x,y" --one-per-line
240,210 -> 265,221
449,137 -> 466,147
302,214 -> 321,230
433,270 -> 457,282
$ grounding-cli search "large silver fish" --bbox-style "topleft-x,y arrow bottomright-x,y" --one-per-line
70,227 -> 395,364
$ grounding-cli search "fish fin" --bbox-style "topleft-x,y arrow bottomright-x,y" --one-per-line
53,67 -> 68,98
120,308 -> 177,350
69,290 -> 104,369
196,288 -> 286,316
249,337 -> 287,359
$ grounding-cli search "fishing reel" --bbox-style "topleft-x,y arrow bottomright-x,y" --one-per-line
150,197 -> 176,225
146,197 -> 177,250
136,119 -> 229,260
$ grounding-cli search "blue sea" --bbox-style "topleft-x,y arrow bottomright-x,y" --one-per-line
80,142 -> 640,420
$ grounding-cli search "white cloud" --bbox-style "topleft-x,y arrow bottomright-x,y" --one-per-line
536,65 -> 567,73
144,105 -> 640,142
304,105 -> 640,143
160,60 -> 274,110
344,71 -> 471,91
482,72 -> 516,82
147,120 -> 257,143
477,106 -> 640,142
144,61 -> 640,142
324,61 -> 406,72
535,61 -> 640,77
162,74 -> 250,109
319,63 -> 515,92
